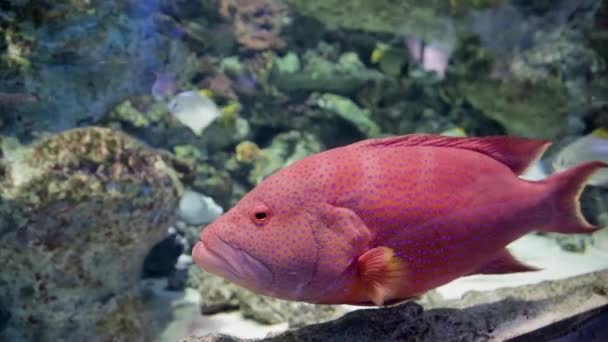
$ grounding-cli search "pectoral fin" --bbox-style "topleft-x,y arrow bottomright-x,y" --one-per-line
473,249 -> 541,275
357,246 -> 408,306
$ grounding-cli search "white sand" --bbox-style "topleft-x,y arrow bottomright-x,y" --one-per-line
150,282 -> 288,341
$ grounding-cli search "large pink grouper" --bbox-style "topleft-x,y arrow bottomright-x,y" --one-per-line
193,134 -> 606,306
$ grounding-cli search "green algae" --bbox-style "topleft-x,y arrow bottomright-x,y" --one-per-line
270,51 -> 385,95
458,77 -> 570,139
108,97 -> 168,128
316,93 -> 381,137
285,0 -> 503,48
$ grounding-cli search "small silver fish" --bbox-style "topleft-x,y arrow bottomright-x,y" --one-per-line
167,90 -> 220,135
553,128 -> 608,187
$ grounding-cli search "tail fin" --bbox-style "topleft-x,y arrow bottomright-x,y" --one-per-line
540,161 -> 607,234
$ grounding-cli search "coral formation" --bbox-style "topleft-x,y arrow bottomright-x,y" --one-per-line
235,140 -> 262,163
219,0 -> 288,50
188,267 -> 342,328
270,50 -> 386,95
2,0 -> 608,340
458,77 -> 570,139
284,0 -> 502,49
0,127 -> 187,341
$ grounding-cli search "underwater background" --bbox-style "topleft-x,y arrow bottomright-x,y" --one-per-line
1,0 -> 608,341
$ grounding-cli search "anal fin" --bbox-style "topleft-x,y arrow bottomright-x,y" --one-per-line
472,249 -> 541,275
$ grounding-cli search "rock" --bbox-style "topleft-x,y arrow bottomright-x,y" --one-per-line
0,127 -> 187,342
184,270 -> 608,341
218,0 -> 288,51
471,2 -> 602,86
238,293 -> 342,328
421,270 -> 608,311
183,335 -> 240,342
177,189 -> 224,226
167,266 -> 191,292
458,77 -> 570,139
187,267 -> 342,327
188,267 -> 240,315
453,2 -> 603,139
2,3 -> 179,136
191,164 -> 235,209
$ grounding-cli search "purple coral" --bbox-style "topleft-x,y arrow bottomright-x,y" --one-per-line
405,37 -> 450,79
151,71 -> 177,100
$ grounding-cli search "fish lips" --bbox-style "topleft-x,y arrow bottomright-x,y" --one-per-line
192,237 -> 273,291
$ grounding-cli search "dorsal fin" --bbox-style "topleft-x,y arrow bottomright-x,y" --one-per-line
356,134 -> 551,175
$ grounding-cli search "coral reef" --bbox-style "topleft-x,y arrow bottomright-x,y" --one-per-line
218,0 -> 288,50
1,2 -> 184,137
457,77 -> 570,138
270,50 -> 386,95
0,127 -> 187,341
2,0 -> 608,340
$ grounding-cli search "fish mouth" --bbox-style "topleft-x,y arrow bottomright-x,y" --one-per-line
192,236 -> 273,291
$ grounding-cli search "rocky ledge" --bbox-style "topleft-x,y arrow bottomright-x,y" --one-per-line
183,269 -> 608,342
0,127 -> 190,341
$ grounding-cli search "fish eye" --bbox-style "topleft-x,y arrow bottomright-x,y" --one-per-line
250,204 -> 272,225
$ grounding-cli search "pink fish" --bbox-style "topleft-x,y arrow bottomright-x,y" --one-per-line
193,134 -> 606,306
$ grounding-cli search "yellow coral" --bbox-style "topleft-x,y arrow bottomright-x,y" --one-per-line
198,88 -> 214,99
235,141 -> 262,163
440,127 -> 467,137
371,43 -> 389,64
592,128 -> 608,139
220,100 -> 242,127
